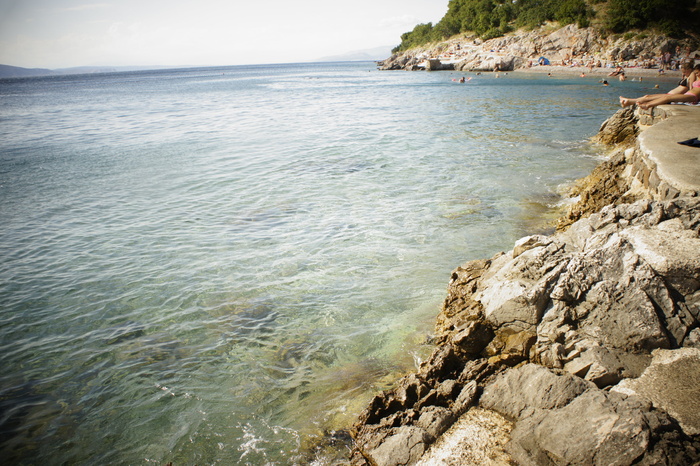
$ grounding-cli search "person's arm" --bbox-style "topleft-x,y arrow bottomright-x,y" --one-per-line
668,74 -> 691,94
668,85 -> 690,95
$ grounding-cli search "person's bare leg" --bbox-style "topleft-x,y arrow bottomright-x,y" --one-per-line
638,93 -> 696,109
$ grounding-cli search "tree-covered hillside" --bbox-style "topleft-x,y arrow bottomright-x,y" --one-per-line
394,0 -> 699,53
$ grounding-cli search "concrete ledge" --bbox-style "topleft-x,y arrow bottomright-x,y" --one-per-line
638,105 -> 700,197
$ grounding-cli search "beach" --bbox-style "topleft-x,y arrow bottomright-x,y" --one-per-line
514,64 -> 683,80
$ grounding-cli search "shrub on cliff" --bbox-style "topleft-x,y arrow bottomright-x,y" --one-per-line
393,0 -> 697,53
604,0 -> 697,36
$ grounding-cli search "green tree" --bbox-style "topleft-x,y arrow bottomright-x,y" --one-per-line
555,0 -> 593,28
604,0 -> 697,35
391,0 -> 695,52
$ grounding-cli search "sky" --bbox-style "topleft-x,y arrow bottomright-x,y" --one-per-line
0,0 -> 447,69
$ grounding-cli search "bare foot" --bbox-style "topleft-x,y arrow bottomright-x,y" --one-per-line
619,96 -> 635,107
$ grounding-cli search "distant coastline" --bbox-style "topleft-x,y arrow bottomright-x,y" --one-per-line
0,63 -> 190,79
0,45 -> 394,79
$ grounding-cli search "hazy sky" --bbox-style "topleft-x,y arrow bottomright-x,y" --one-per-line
0,0 -> 447,68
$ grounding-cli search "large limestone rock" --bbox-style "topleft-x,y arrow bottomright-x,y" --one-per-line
595,107 -> 639,146
415,407 -> 513,466
613,348 -> 700,436
481,364 -> 698,466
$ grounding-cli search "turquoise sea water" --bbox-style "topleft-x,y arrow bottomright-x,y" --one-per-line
0,62 -> 660,464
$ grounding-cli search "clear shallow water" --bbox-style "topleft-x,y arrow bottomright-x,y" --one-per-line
0,62 -> 653,464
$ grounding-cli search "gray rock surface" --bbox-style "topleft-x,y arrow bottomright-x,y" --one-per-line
613,348 -> 700,436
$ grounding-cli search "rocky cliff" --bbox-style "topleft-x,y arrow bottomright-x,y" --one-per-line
378,24 -> 698,72
349,108 -> 700,465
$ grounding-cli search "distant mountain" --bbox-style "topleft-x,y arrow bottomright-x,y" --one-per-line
0,64 -> 54,78
317,46 -> 395,62
0,64 -> 184,79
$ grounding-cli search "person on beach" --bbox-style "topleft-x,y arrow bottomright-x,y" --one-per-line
609,66 -> 624,77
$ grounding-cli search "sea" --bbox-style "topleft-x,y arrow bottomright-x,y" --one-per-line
0,61 -> 664,464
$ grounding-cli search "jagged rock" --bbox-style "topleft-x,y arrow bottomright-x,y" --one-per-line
613,348 -> 700,436
475,239 -> 568,333
362,426 -> 431,466
451,380 -> 478,416
596,107 -> 639,146
509,389 -> 667,466
480,364 -> 591,417
482,364 -> 699,466
436,259 -> 490,336
415,406 -> 455,440
556,149 -> 635,231
415,408 -> 514,466
448,320 -> 493,357
620,218 -> 700,295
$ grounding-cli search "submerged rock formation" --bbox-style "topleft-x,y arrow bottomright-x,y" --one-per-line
349,107 -> 700,465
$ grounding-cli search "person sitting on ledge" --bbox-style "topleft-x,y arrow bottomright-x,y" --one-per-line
619,84 -> 700,109
620,63 -> 700,109
667,61 -> 695,94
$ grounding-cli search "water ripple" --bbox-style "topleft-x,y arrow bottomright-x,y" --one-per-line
0,62 -> 650,464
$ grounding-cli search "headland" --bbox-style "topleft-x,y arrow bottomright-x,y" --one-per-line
377,23 -> 697,77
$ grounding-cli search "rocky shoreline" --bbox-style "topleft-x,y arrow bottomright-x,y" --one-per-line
348,106 -> 700,465
377,24 -> 697,74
